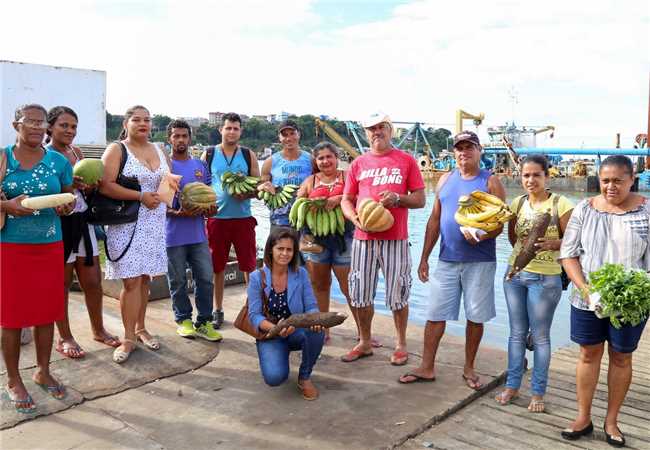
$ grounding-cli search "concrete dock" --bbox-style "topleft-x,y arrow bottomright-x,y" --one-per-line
1,283 -> 507,449
401,329 -> 650,449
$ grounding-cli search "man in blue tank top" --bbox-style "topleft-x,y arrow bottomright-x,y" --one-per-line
399,131 -> 506,390
259,120 -> 313,230
203,113 -> 261,329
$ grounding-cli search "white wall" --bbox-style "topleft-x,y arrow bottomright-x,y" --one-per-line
1,60 -> 106,147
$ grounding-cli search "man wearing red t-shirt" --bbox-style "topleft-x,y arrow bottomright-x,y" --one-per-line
340,112 -> 426,366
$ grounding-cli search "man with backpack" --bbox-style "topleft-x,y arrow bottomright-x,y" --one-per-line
202,113 -> 260,329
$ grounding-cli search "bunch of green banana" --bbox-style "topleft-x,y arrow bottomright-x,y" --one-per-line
289,198 -> 345,236
454,190 -> 514,232
221,171 -> 260,195
257,184 -> 298,209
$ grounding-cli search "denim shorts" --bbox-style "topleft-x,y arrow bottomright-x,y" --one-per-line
570,305 -> 648,353
426,260 -> 496,323
302,235 -> 352,266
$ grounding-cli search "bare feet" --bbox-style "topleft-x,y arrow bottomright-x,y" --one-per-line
93,330 -> 121,348
528,395 -> 545,413
398,367 -> 436,384
56,338 -> 85,359
4,380 -> 35,412
32,371 -> 66,399
494,388 -> 519,405
462,369 -> 483,390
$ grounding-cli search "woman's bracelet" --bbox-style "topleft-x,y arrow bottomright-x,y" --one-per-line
139,191 -> 144,202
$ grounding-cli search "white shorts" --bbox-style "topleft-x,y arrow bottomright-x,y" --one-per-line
66,225 -> 99,264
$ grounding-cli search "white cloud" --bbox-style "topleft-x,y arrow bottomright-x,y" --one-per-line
1,0 -> 647,147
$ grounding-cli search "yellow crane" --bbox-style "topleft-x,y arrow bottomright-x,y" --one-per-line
314,118 -> 361,159
456,109 -> 485,134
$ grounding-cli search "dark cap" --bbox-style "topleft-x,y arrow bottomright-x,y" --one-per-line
453,131 -> 480,147
277,119 -> 299,133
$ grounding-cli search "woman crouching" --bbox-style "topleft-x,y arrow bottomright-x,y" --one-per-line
247,227 -> 325,400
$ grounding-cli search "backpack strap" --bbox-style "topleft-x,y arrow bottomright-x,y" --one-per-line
241,146 -> 252,176
550,193 -> 563,238
513,194 -> 528,215
204,146 -> 216,174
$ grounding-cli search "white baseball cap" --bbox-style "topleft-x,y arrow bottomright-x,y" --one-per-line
362,111 -> 391,129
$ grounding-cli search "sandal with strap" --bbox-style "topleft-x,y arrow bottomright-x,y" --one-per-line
113,338 -> 137,364
528,397 -> 545,413
56,339 -> 86,359
33,380 -> 67,400
494,389 -> 519,405
135,329 -> 160,351
3,385 -> 36,414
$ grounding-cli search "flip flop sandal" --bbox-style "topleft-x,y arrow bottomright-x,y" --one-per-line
398,373 -> 436,384
135,329 -> 160,351
56,340 -> 85,359
94,334 -> 121,348
340,348 -> 373,363
494,390 -> 519,405
34,380 -> 67,400
528,398 -> 545,413
462,374 -> 483,390
3,386 -> 36,414
112,339 -> 137,364
297,382 -> 319,401
390,350 -> 409,366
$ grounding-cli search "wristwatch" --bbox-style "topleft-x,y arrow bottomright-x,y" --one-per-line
394,193 -> 400,206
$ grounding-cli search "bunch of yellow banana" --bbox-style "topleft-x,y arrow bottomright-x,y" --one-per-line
221,171 -> 260,195
257,184 -> 298,209
289,198 -> 345,236
454,190 -> 514,231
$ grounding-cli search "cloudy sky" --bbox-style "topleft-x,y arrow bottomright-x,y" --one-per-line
2,0 -> 648,147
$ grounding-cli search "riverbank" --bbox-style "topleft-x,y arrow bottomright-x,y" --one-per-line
0,286 -> 506,449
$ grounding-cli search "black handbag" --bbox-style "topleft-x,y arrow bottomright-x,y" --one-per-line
85,143 -> 140,262
86,143 -> 140,226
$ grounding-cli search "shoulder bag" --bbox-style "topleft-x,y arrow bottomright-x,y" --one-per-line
234,268 -> 271,340
86,142 -> 140,226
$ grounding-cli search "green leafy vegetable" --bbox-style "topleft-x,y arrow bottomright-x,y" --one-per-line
589,263 -> 650,329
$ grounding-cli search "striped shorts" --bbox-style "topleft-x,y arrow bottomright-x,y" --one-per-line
348,239 -> 412,311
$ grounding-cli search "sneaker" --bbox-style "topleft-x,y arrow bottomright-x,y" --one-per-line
195,322 -> 223,342
176,319 -> 196,338
212,310 -> 224,329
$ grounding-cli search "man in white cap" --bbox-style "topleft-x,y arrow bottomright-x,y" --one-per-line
340,112 -> 425,365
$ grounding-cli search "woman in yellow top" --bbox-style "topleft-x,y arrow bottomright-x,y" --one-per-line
495,155 -> 573,413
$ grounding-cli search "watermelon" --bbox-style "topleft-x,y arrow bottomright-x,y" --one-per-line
73,159 -> 104,185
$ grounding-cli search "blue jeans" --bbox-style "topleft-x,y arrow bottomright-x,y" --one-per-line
166,242 -> 214,325
503,268 -> 561,395
256,328 -> 324,386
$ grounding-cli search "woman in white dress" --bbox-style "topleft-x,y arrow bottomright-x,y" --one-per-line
99,105 -> 169,363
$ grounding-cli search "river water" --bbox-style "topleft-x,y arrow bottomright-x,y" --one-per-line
251,188 -> 647,352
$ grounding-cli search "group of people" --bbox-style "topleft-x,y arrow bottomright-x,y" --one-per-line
1,105 -> 647,447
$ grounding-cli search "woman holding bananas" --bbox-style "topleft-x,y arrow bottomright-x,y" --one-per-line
292,142 -> 355,344
495,155 -> 573,413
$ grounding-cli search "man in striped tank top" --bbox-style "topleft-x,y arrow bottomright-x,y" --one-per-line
399,131 -> 506,389
340,112 -> 426,366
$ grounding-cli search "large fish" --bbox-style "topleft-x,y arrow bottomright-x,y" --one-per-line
265,312 -> 348,339
507,210 -> 552,280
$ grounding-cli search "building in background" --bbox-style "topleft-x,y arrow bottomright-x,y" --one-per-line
180,116 -> 208,128
274,111 -> 289,122
0,60 -> 106,147
208,111 -> 225,126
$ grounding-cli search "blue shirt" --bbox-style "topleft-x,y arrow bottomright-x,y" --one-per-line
269,150 -> 312,226
247,266 -> 319,331
166,157 -> 211,247
438,169 -> 496,262
1,145 -> 73,244
210,145 -> 252,219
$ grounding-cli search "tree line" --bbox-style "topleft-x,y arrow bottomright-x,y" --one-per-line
106,112 -> 452,156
